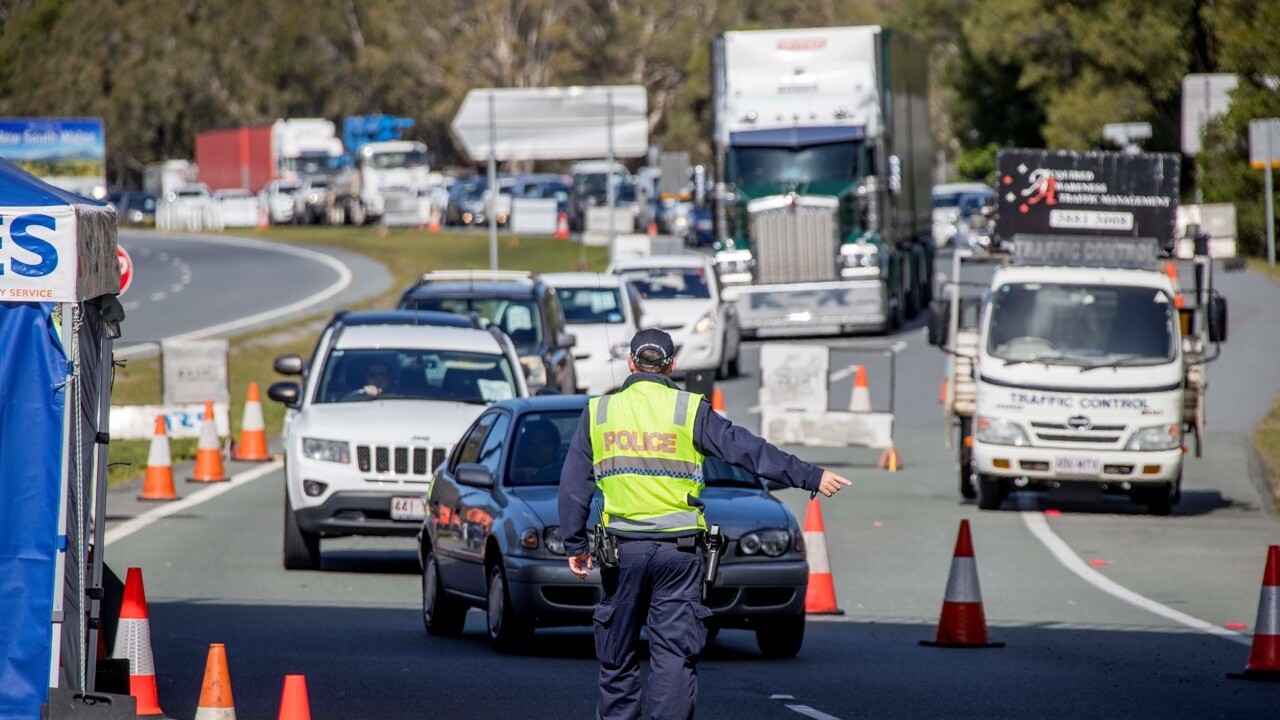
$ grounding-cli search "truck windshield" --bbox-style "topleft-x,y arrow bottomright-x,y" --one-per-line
987,283 -> 1176,367
729,141 -> 858,186
368,150 -> 428,169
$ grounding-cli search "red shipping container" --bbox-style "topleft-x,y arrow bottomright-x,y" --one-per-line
196,125 -> 274,193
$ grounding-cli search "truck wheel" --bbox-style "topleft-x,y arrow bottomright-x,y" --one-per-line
283,489 -> 320,570
1171,471 -> 1183,505
348,200 -> 367,226
755,614 -> 804,658
975,474 -> 1005,511
422,550 -> 467,637
891,288 -> 906,331
959,419 -> 976,500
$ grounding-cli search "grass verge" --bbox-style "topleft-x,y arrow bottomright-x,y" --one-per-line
1247,259 -> 1280,508
107,227 -> 608,485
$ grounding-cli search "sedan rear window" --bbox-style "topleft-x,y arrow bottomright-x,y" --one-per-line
315,348 -> 516,405
557,287 -> 625,324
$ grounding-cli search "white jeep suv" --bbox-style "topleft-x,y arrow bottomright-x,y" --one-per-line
268,310 -> 528,569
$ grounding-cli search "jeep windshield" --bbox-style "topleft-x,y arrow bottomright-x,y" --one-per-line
399,298 -> 544,351
315,348 -> 517,405
986,283 -> 1176,367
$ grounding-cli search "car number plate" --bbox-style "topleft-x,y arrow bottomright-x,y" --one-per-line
1054,457 -> 1101,477
390,496 -> 426,521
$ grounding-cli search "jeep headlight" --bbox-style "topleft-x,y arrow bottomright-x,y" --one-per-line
520,356 -> 548,388
1125,424 -> 1181,451
692,310 -> 716,334
302,438 -> 351,463
839,244 -> 880,279
714,249 -> 754,286
738,529 -> 791,558
975,416 -> 1031,447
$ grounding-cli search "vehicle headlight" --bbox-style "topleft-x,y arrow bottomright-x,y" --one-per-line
692,310 -> 716,334
543,526 -> 565,555
520,356 -> 548,388
301,438 -> 351,463
714,249 -> 754,285
738,529 -> 791,558
609,341 -> 629,360
674,216 -> 689,228
975,416 -> 1031,447
839,244 -> 881,278
308,193 -> 320,204
1125,424 -> 1181,451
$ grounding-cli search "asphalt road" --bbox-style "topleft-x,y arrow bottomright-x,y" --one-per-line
115,230 -> 393,358
103,252 -> 1280,719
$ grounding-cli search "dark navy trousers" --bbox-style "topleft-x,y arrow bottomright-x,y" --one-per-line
593,539 -> 713,720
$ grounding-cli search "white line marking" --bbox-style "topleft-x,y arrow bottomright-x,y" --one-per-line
116,235 -> 353,358
105,461 -> 282,547
829,364 -> 857,382
770,695 -> 795,700
149,291 -> 166,302
786,705 -> 843,720
1020,509 -> 1250,646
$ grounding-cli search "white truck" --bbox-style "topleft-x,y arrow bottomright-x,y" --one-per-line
929,149 -> 1229,514
328,139 -> 432,226
710,26 -> 934,336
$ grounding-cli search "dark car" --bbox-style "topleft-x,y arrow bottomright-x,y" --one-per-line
396,270 -> 577,394
108,190 -> 158,226
446,177 -> 490,226
418,395 -> 809,656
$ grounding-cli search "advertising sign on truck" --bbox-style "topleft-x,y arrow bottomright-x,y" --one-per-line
0,118 -> 107,200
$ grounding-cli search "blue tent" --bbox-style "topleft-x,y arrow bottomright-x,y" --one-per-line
0,158 -> 121,719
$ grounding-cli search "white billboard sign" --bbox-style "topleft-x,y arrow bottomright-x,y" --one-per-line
451,86 -> 649,161
1249,118 -> 1280,168
161,339 -> 230,405
1181,74 -> 1238,157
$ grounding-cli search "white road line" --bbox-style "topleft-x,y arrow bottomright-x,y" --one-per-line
1020,509 -> 1250,646
104,461 -> 281,547
116,235 -> 353,358
786,705 -> 843,720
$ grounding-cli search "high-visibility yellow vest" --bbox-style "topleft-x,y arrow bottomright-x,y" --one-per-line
588,382 -> 705,534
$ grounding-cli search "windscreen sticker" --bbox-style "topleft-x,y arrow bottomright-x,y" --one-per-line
1154,292 -> 1168,303
478,379 -> 514,402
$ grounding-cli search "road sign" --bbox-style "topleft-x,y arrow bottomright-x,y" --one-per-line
1182,74 -> 1238,157
117,246 -> 133,295
450,86 -> 649,161
1249,118 -> 1280,265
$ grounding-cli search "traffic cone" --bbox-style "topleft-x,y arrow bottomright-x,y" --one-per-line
234,384 -> 270,462
554,211 -> 570,240
938,376 -> 949,405
803,498 -> 843,615
257,205 -> 269,230
189,400 -> 227,482
848,364 -> 872,412
711,387 -> 726,417
920,520 -> 1004,648
1165,262 -> 1184,309
278,675 -> 311,720
1228,545 -> 1280,680
195,643 -> 236,719
647,219 -> 658,236
428,205 -> 441,233
878,445 -> 902,473
112,567 -> 165,717
139,416 -> 177,501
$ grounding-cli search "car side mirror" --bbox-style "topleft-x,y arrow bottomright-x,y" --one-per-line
267,381 -> 301,409
1208,295 -> 1228,343
274,354 -> 304,376
927,299 -> 951,348
455,463 -> 495,489
557,331 -> 577,349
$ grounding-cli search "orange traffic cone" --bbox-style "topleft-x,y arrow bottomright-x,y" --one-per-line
921,519 -> 1003,648
878,445 -> 902,473
1229,545 -> 1280,680
554,211 -> 570,240
139,416 -> 177,501
938,376 -> 949,405
112,567 -> 166,717
849,364 -> 872,412
278,675 -> 311,720
803,498 -> 843,615
256,205 -> 269,230
647,219 -> 658,236
195,643 -> 237,719
1165,262 -> 1184,309
711,386 -> 726,417
234,383 -> 270,462
190,400 -> 227,482
428,205 -> 441,233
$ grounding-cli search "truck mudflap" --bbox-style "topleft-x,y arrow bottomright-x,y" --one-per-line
725,280 -> 886,335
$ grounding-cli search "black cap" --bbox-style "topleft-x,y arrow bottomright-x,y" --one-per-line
630,328 -> 675,367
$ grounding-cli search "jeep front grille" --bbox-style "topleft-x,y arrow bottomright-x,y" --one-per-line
747,195 -> 840,284
356,443 -> 448,480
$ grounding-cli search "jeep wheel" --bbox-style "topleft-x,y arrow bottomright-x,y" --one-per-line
283,489 -> 320,570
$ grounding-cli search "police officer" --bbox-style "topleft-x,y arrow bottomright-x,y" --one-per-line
558,329 -> 852,720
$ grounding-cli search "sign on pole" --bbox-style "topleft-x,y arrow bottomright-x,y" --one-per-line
1249,118 -> 1280,266
1182,74 -> 1238,157
117,246 -> 133,295
161,339 -> 230,405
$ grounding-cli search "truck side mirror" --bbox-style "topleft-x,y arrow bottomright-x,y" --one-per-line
1208,295 -> 1228,343
927,299 -> 950,347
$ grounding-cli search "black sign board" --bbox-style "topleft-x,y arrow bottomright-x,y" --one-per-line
995,149 -> 1180,242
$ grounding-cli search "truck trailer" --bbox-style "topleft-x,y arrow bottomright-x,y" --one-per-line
929,149 -> 1228,514
710,26 -> 934,336
195,119 -> 344,195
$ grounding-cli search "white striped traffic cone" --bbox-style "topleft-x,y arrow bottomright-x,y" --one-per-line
803,498 -> 842,615
848,365 -> 872,412
190,400 -> 227,482
139,416 -> 177,501
195,643 -> 237,719
112,567 -> 166,717
1229,545 -> 1280,680
234,383 -> 270,461
920,519 -> 1004,648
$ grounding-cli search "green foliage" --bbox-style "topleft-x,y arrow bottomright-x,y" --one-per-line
956,143 -> 998,183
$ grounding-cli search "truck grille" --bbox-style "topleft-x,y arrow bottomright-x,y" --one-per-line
747,195 -> 840,284
384,193 -> 418,213
1029,421 -> 1124,446
356,444 -> 448,481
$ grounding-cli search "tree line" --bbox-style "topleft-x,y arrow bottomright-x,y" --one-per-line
0,0 -> 1276,252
